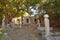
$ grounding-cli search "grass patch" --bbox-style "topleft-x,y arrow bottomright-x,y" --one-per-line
35,32 -> 42,37
0,28 -> 5,40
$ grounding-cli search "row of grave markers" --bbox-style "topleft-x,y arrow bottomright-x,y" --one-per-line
2,14 -> 50,40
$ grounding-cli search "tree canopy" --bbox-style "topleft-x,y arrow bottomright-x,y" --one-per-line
0,0 -> 60,26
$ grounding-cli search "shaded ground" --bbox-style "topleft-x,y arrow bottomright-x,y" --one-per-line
2,25 -> 44,40
1,25 -> 60,40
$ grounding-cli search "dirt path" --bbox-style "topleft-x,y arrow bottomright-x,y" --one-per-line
5,25 -> 40,40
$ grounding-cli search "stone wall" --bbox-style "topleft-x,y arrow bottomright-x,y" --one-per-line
12,16 -> 38,26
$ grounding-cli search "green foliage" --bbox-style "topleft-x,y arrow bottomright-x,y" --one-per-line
0,0 -> 60,24
43,0 -> 60,19
0,11 -> 3,20
16,11 -> 22,17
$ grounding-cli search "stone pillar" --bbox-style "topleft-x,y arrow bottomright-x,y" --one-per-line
20,20 -> 22,28
20,17 -> 22,28
12,19 -> 15,28
44,14 -> 50,39
38,20 -> 40,30
2,15 -> 5,28
38,20 -> 40,27
3,33 -> 9,40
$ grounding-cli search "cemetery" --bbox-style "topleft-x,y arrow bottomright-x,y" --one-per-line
0,0 -> 60,40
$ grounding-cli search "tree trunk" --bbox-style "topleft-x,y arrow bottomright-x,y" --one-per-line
5,13 -> 12,25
